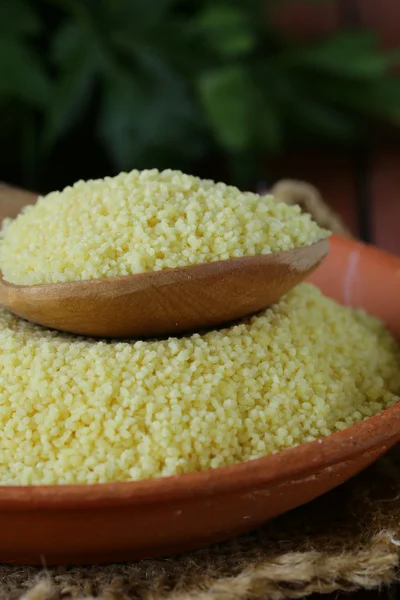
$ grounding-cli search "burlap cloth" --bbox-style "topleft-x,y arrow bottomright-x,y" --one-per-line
0,180 -> 398,600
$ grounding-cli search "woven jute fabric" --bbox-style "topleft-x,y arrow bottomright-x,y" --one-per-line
0,180 -> 398,599
271,179 -> 353,237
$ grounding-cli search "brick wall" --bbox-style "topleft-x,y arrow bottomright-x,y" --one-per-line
274,0 -> 400,47
270,148 -> 400,256
271,0 -> 400,256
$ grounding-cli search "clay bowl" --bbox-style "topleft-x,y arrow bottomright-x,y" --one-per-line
0,234 -> 399,566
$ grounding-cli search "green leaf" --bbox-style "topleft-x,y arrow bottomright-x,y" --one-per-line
0,36 -> 51,107
42,22 -> 98,149
198,64 -> 282,153
106,0 -> 175,28
365,78 -> 400,121
21,112 -> 37,187
98,73 -> 142,168
195,4 -> 255,58
0,0 -> 42,35
98,65 -> 200,169
46,0 -> 94,22
198,67 -> 255,151
304,74 -> 400,122
43,51 -> 96,150
287,31 -> 395,79
257,97 -> 282,151
280,80 -> 360,141
52,22 -> 83,66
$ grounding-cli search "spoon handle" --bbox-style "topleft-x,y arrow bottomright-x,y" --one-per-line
0,184 -> 38,223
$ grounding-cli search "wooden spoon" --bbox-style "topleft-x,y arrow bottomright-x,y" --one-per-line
0,184 -> 329,338
0,240 -> 329,338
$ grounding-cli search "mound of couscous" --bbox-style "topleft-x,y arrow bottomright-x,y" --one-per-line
0,169 -> 328,285
0,283 -> 398,486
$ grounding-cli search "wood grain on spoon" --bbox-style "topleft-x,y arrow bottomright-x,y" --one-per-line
0,240 -> 329,338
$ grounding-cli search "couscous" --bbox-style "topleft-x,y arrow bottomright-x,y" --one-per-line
0,283 -> 398,486
0,169 -> 328,285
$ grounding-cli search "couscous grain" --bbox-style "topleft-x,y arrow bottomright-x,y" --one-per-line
0,283 -> 398,486
0,169 -> 328,285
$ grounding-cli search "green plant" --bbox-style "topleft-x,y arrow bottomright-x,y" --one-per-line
1,0 -> 400,191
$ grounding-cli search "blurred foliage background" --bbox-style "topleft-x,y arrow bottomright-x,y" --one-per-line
1,0 -> 400,193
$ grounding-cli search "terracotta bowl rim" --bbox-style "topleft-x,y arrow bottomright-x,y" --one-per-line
0,235 -> 399,509
329,232 -> 400,266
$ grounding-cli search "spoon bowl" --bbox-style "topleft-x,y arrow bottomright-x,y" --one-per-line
0,240 -> 329,338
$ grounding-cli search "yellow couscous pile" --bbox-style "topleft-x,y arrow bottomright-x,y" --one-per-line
0,169 -> 327,285
0,283 -> 398,486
